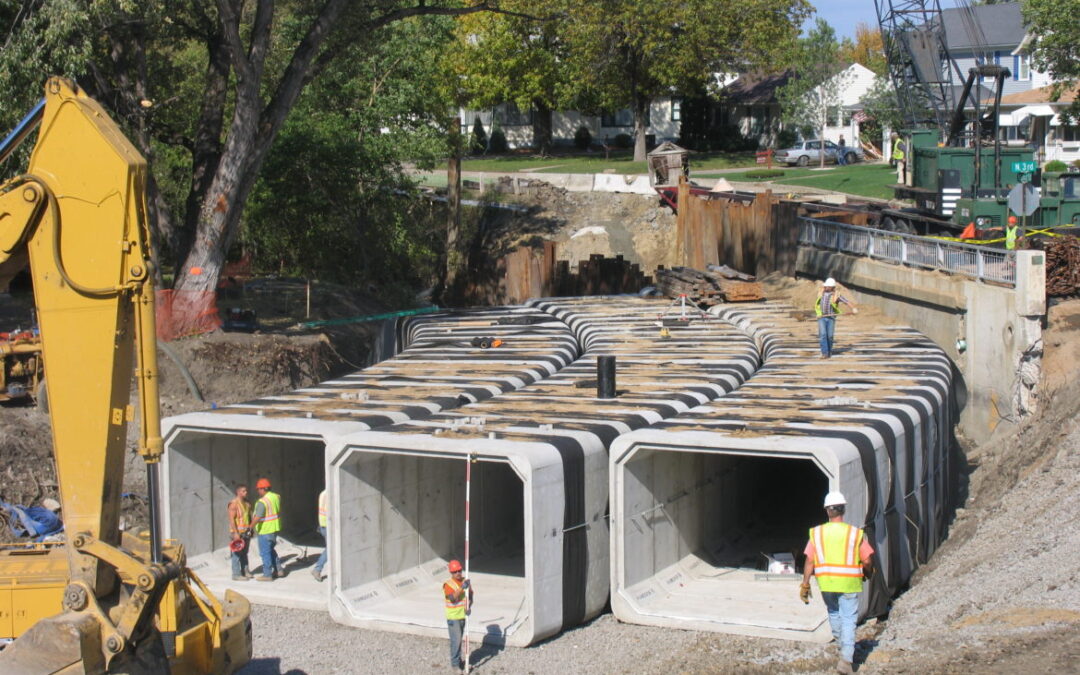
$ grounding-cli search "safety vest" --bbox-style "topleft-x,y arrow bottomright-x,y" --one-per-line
892,138 -> 906,161
1006,224 -> 1018,250
444,578 -> 466,620
810,522 -> 865,593
255,491 -> 282,535
229,497 -> 251,535
318,490 -> 328,527
815,293 -> 842,318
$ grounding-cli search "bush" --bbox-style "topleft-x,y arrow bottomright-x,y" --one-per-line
1073,158 -> 1080,170
776,129 -> 798,150
573,125 -> 592,150
613,133 -> 634,149
488,119 -> 508,154
1044,159 -> 1068,173
470,117 -> 487,155
743,169 -> 786,179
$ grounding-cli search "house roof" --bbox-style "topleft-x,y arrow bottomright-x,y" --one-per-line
941,2 -> 1024,50
997,84 -> 1079,106
720,72 -> 791,105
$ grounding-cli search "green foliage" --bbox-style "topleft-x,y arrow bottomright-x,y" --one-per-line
1044,160 -> 1068,173
613,133 -> 633,149
778,19 -> 847,153
488,119 -> 508,154
744,169 -> 786,179
471,117 -> 488,155
573,126 -> 592,150
776,128 -> 799,149
1024,0 -> 1080,124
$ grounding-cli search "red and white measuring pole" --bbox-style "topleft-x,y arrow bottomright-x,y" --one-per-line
463,452 -> 475,674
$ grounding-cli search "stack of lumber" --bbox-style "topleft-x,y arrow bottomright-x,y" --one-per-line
1045,237 -> 1080,297
655,265 -> 765,306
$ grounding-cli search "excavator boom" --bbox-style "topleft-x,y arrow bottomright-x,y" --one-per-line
0,79 -> 250,674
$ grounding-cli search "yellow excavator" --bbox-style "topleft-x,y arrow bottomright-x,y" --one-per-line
0,79 -> 251,673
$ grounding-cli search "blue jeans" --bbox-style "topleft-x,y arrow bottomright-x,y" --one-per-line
315,526 -> 328,573
818,316 -> 836,356
230,540 -> 249,577
822,591 -> 859,663
447,618 -> 465,669
257,532 -> 279,577
837,150 -> 847,165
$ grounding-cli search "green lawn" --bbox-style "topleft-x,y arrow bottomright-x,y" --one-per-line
717,163 -> 896,200
458,150 -> 758,175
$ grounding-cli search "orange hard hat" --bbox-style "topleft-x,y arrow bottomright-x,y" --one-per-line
229,538 -> 246,553
1008,215 -> 1018,225
256,478 -> 271,489
448,559 -> 463,572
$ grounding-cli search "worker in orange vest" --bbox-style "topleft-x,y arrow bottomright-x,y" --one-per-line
800,491 -> 875,675
443,559 -> 473,671
313,489 -> 328,582
226,484 -> 254,581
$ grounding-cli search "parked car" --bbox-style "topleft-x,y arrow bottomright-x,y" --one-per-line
774,140 -> 862,166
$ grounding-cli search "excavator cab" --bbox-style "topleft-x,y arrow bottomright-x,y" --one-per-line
0,79 -> 250,673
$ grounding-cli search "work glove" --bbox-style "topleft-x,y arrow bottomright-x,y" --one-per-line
799,583 -> 812,604
851,307 -> 859,315
462,578 -> 471,590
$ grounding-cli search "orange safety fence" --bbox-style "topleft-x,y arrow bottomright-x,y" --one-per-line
155,290 -> 222,342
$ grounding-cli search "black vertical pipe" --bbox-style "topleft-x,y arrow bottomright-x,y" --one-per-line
146,462 -> 163,563
597,355 -> 616,398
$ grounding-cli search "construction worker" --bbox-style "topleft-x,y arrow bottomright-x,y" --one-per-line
227,484 -> 254,581
249,477 -> 285,581
1005,215 -> 1020,250
800,491 -> 875,675
815,278 -> 858,359
313,489 -> 328,582
891,132 -> 907,184
443,559 -> 473,671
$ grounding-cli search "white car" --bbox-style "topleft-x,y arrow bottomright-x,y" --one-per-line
774,140 -> 862,166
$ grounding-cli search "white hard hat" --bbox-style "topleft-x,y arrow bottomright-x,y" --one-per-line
824,491 -> 847,507
824,277 -> 836,287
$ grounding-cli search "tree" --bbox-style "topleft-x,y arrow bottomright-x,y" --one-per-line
840,23 -> 886,77
1023,0 -> 1080,124
446,3 -> 571,156
562,0 -> 811,161
777,19 -> 848,167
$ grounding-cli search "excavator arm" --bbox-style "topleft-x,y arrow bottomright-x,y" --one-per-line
0,79 -> 249,674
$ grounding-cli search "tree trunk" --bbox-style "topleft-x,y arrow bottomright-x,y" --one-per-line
819,108 -> 826,169
633,95 -> 649,162
445,118 -> 463,293
533,100 -> 553,156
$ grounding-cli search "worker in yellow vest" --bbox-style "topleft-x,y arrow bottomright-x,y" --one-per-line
1005,215 -> 1020,250
249,477 -> 285,581
891,131 -> 908,185
443,559 -> 473,671
800,491 -> 875,675
815,278 -> 858,359
226,483 -> 254,581
313,489 -> 328,582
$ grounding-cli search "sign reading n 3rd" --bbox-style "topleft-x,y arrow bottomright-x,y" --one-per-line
1012,161 -> 1037,174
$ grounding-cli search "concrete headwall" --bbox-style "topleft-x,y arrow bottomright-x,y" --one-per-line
797,248 -> 1045,442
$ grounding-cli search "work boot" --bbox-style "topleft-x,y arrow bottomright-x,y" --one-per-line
231,575 -> 249,582
257,576 -> 274,582
836,658 -> 853,674
244,571 -> 255,579
274,569 -> 288,579
311,568 -> 324,582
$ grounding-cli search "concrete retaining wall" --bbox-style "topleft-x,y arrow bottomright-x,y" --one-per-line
609,303 -> 954,642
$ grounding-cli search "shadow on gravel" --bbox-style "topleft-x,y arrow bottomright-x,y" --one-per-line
237,658 -> 307,675
468,625 -> 506,669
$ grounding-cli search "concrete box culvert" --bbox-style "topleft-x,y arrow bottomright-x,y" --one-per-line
160,308 -> 579,607
326,429 -> 608,647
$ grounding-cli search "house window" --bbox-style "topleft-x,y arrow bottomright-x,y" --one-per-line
671,100 -> 681,122
1013,53 -> 1030,81
601,108 -> 645,127
1063,125 -> 1080,143
494,102 -> 532,126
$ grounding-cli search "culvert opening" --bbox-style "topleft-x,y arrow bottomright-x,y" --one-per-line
336,450 -> 526,634
618,448 -> 828,632
164,430 -> 327,601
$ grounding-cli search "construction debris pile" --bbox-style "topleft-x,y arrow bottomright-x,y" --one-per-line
1044,236 -> 1080,297
656,265 -> 765,306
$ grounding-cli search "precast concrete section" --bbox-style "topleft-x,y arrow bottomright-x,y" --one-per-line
326,297 -> 761,645
160,307 -> 578,608
610,302 -> 954,642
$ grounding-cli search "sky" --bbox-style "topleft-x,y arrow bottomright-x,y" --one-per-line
807,0 -> 884,40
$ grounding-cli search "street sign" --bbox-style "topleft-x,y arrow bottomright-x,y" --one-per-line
1011,161 -> 1037,174
1007,182 -> 1038,217
1019,172 -> 1032,184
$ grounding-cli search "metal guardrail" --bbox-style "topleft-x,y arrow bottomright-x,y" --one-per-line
798,217 -> 1017,286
